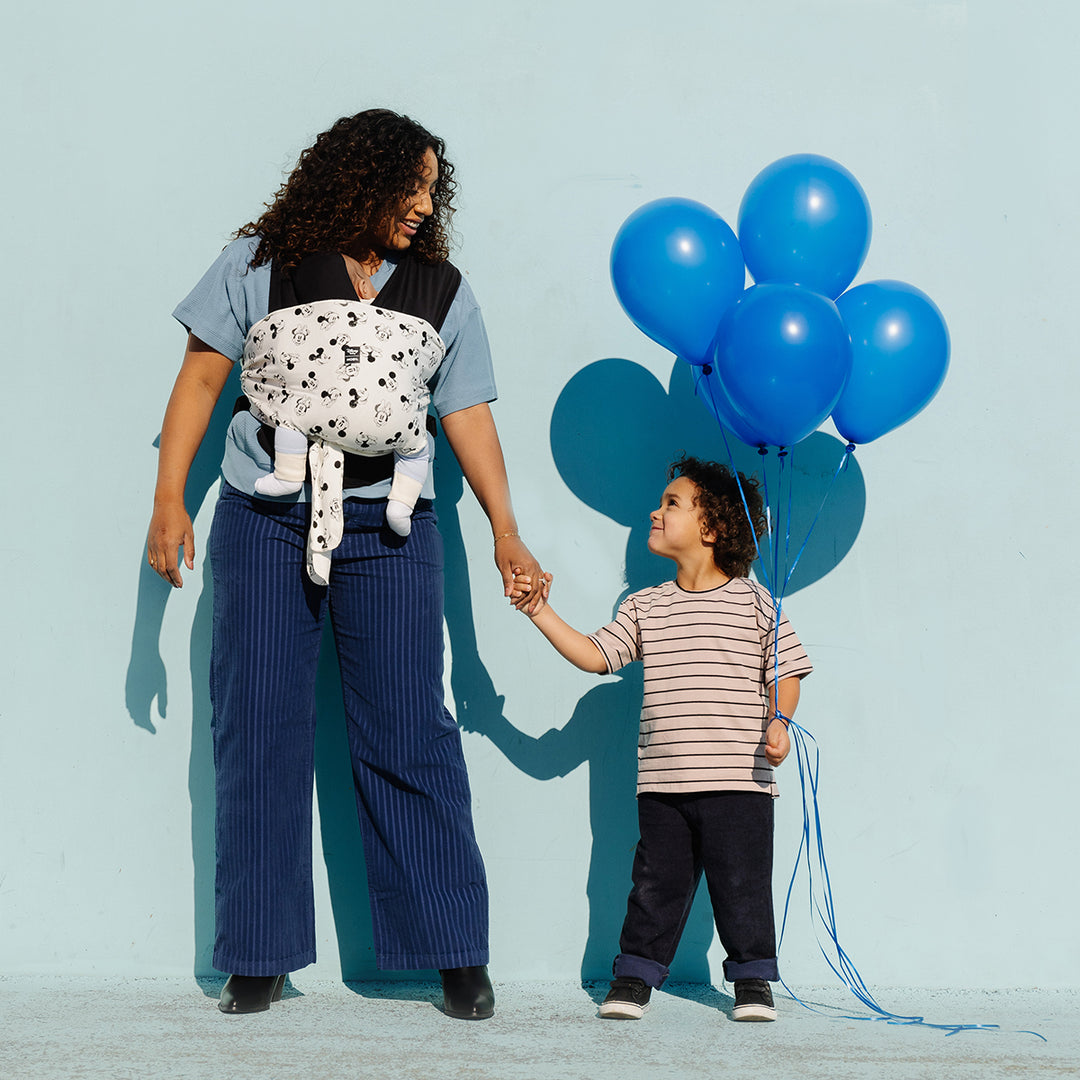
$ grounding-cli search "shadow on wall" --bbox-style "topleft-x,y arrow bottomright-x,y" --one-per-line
125,371 -> 240,976
122,355 -> 865,986
456,356 -> 867,984
552,358 -> 868,603
437,445 -> 683,982
124,376 -> 386,981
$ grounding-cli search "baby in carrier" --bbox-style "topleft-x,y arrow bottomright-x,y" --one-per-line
243,277 -> 452,591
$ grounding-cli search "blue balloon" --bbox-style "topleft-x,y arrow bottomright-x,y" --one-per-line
832,281 -> 950,444
713,285 -> 852,447
738,155 -> 871,300
696,365 -> 771,447
611,198 -> 746,365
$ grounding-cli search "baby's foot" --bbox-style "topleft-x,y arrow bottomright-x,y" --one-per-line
385,499 -> 413,536
254,473 -> 303,496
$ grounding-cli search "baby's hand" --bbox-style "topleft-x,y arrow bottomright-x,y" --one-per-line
510,569 -> 552,608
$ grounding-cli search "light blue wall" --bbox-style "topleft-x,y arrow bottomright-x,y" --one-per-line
3,0 -> 1078,988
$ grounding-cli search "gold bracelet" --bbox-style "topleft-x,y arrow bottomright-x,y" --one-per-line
493,531 -> 519,544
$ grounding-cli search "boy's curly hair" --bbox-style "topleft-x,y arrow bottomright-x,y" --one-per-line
236,109 -> 456,269
670,455 -> 765,578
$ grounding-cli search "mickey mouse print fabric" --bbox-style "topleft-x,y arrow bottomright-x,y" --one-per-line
241,299 -> 444,582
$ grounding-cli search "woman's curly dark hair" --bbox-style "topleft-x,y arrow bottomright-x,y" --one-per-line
670,455 -> 765,578
236,109 -> 457,269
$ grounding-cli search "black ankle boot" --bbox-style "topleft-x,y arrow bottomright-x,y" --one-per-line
218,974 -> 286,1014
439,965 -> 494,1020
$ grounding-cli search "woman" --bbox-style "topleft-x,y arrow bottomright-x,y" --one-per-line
147,109 -> 545,1018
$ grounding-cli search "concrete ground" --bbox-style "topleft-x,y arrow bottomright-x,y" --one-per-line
1,977 -> 1074,1080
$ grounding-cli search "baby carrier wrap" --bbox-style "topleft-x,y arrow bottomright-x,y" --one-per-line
239,252 -> 461,581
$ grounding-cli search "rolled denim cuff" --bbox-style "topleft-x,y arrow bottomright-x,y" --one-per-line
613,953 -> 670,989
723,956 -> 779,982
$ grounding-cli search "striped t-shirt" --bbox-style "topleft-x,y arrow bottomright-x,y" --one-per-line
588,578 -> 812,796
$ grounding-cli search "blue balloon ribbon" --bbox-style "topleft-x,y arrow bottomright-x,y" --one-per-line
777,718 -> 1045,1041
702,425 -> 1045,1041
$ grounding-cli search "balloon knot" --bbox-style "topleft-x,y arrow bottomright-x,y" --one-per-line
701,364 -> 712,375
846,442 -> 856,453
757,446 -> 769,456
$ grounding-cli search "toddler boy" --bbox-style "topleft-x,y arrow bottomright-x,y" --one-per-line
517,456 -> 811,1021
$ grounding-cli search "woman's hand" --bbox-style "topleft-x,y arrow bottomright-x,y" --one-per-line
146,336 -> 233,588
147,499 -> 195,588
494,534 -> 549,613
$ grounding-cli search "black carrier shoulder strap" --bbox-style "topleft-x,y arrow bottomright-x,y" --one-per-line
373,257 -> 462,333
269,252 -> 462,332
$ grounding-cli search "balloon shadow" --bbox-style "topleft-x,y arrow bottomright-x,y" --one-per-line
551,357 -> 866,600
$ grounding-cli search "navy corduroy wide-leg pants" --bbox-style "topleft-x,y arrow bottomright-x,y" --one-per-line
208,483 -> 489,977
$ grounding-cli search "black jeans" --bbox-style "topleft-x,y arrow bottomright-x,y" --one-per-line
613,791 -> 779,988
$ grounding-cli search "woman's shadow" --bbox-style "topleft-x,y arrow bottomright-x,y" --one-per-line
124,373 -> 239,983
123,375 -> 388,989
454,356 -> 867,991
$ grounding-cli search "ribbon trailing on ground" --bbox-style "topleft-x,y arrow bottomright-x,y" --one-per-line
702,405 -> 1046,1041
776,717 -> 1045,1041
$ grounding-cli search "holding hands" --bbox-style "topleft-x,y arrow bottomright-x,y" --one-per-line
494,531 -> 549,614
508,567 -> 552,613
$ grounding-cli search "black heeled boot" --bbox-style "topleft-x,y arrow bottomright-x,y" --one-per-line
439,965 -> 495,1020
218,973 -> 286,1014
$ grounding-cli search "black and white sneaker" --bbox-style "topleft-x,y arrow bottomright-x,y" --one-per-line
598,976 -> 652,1019
732,978 -> 776,1021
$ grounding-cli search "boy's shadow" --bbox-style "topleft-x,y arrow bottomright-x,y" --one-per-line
456,357 -> 866,986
